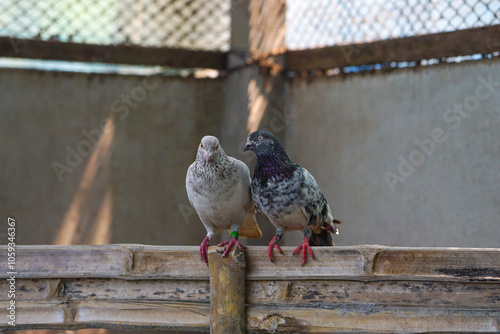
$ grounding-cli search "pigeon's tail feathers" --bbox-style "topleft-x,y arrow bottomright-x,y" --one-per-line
324,219 -> 341,235
331,219 -> 341,234
238,213 -> 262,239
309,218 -> 342,246
309,228 -> 334,246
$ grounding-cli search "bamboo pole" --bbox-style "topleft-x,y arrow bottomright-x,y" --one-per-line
208,246 -> 246,334
1,245 -> 499,332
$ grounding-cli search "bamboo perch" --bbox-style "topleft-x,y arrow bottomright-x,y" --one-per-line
0,245 -> 499,332
209,246 -> 246,334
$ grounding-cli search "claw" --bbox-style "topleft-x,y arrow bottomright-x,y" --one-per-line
292,236 -> 314,266
267,235 -> 282,263
217,237 -> 243,257
199,236 -> 210,264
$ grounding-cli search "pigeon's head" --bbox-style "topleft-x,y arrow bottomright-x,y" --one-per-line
243,130 -> 281,155
197,135 -> 224,163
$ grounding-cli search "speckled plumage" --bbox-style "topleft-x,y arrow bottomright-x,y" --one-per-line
244,130 -> 340,265
186,135 -> 261,264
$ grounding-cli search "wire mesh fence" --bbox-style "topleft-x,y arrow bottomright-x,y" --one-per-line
1,0 -> 499,56
286,0 -> 500,50
0,0 -> 231,51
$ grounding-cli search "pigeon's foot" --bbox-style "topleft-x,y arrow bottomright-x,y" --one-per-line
217,237 -> 244,258
267,235 -> 283,263
292,236 -> 314,266
199,236 -> 210,264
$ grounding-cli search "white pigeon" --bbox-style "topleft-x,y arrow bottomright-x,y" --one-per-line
186,135 -> 262,264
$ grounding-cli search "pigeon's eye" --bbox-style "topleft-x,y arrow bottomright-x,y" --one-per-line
216,144 -> 219,150
200,143 -> 204,148
257,135 -> 263,141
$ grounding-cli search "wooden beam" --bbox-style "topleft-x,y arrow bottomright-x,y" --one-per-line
1,245 -> 499,332
2,245 -> 499,281
2,278 -> 210,302
248,307 -> 500,333
11,300 -> 210,331
286,24 -> 500,71
0,245 -> 210,280
3,276 -> 499,331
247,280 -> 500,309
209,246 -> 246,334
248,0 -> 286,57
0,37 -> 227,69
5,300 -> 500,332
228,0 -> 286,71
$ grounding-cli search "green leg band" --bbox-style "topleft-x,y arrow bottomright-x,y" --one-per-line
230,231 -> 239,239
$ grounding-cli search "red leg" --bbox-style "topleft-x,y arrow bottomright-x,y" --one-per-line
267,235 -> 283,263
217,237 -> 244,257
292,236 -> 315,266
199,236 -> 210,264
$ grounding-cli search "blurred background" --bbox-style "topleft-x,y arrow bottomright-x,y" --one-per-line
0,0 -> 499,331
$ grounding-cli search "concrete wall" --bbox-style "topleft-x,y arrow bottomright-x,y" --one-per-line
0,67 -> 290,247
1,58 -> 499,249
0,69 -> 225,245
286,59 -> 500,248
219,66 -> 292,245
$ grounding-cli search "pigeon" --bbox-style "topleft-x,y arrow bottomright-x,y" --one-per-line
243,130 -> 341,265
186,135 -> 262,264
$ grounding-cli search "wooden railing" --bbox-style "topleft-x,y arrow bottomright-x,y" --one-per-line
3,24 -> 500,73
1,244 -> 499,332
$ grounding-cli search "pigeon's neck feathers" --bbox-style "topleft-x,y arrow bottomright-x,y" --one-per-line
254,144 -> 297,179
195,152 -> 228,170
191,152 -> 237,192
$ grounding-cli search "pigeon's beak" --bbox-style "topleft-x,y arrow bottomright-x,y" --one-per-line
204,152 -> 213,162
243,140 -> 255,151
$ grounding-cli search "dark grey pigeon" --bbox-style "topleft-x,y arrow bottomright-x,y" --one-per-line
243,130 -> 341,265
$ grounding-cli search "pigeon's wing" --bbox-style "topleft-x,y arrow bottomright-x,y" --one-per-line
300,168 -> 334,226
185,162 -> 196,208
228,156 -> 262,239
239,212 -> 262,239
228,156 -> 255,212
186,161 -> 218,235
